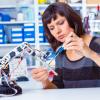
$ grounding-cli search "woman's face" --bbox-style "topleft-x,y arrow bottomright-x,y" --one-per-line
47,14 -> 74,42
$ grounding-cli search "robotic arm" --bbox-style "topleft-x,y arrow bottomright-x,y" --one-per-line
0,42 -> 57,96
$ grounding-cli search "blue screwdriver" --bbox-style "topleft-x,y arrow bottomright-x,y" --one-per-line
48,44 -> 64,65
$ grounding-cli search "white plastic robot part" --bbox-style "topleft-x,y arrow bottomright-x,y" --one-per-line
0,42 -> 34,69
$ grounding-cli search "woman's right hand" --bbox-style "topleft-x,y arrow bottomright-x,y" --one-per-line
31,68 -> 49,83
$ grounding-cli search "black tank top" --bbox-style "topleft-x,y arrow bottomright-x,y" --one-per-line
53,37 -> 100,88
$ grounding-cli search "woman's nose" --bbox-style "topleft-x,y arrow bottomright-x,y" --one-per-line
56,26 -> 61,34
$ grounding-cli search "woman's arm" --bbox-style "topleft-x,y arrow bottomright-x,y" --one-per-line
42,79 -> 57,89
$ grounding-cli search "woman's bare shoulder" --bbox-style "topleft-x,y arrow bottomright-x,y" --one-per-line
82,34 -> 93,46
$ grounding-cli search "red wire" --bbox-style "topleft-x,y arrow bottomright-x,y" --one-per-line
9,57 -> 23,79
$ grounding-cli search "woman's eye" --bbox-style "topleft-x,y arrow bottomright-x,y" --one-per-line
49,27 -> 54,30
59,20 -> 64,25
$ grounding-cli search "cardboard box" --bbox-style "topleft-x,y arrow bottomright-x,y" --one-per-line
86,0 -> 100,4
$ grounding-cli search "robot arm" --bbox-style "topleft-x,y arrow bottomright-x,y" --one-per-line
0,42 -> 58,96
0,42 -> 58,75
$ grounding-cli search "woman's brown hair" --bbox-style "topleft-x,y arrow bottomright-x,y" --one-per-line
42,2 -> 85,51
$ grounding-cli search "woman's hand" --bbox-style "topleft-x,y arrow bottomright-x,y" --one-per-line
31,68 -> 57,89
63,32 -> 92,58
31,68 -> 49,82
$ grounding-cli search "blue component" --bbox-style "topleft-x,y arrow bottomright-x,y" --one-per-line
48,45 -> 64,65
55,45 -> 64,55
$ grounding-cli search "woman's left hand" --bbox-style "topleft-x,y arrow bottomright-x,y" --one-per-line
63,32 -> 92,58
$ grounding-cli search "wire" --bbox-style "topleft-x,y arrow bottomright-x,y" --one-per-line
0,70 -> 17,96
9,56 -> 23,79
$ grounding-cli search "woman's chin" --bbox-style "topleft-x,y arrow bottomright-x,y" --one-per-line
59,39 -> 65,43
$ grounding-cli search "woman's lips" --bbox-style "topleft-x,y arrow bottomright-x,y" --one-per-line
58,35 -> 66,39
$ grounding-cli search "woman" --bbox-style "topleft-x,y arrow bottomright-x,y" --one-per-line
32,2 -> 100,89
